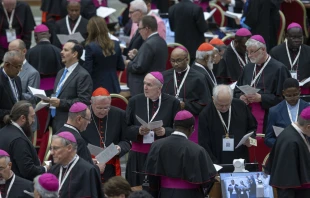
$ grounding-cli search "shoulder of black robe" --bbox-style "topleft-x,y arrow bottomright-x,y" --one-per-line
266,125 -> 310,188
56,125 -> 94,165
49,158 -> 103,198
143,135 -> 217,183
126,93 -> 180,142
8,175 -> 33,198
191,63 -> 214,96
162,68 -> 211,115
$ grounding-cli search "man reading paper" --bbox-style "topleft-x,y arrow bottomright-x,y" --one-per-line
125,72 -> 180,186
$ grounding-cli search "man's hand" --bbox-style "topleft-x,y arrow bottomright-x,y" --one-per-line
243,138 -> 252,147
116,145 -> 121,155
139,126 -> 150,135
246,93 -> 262,103
153,127 -> 165,137
240,95 -> 249,105
128,49 -> 138,59
96,163 -> 106,174
49,98 -> 60,107
180,101 -> 185,110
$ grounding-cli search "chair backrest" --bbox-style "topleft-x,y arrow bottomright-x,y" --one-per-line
110,93 -> 128,111
277,10 -> 286,45
281,0 -> 308,38
38,127 -> 53,163
222,34 -> 235,45
118,68 -> 128,84
209,2 -> 227,27
35,107 -> 49,147
166,43 -> 190,70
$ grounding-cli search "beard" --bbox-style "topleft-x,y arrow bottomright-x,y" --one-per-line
207,57 -> 214,70
21,119 -> 32,138
249,53 -> 264,64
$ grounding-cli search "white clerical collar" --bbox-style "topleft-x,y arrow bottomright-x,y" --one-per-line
148,32 -> 158,39
62,154 -> 78,168
177,65 -> 189,74
172,131 -> 188,139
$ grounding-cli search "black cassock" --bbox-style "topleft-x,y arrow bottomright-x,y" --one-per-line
49,157 -> 103,198
192,62 -> 217,96
266,124 -> 310,196
125,93 -> 180,186
162,67 -> 211,116
215,43 -> 246,84
198,99 -> 257,164
57,124 -> 93,165
0,174 -> 33,198
143,134 -> 217,198
26,41 -> 64,75
82,106 -> 131,182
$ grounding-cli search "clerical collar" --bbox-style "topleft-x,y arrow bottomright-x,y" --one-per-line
177,66 -> 188,74
62,154 -> 78,168
64,124 -> 80,133
39,38 -> 50,43
172,131 -> 188,139
256,55 -> 269,67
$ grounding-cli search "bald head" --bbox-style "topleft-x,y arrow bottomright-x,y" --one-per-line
170,47 -> 189,72
213,85 -> 233,113
2,0 -> 16,13
8,39 -> 26,58
67,1 -> 81,21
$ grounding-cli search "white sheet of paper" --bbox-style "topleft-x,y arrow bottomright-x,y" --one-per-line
237,85 -> 260,95
96,7 -> 116,18
135,115 -> 163,130
204,8 -> 217,20
95,143 -> 118,164
273,126 -> 284,137
150,9 -> 159,14
87,143 -> 104,156
224,11 -> 242,19
235,131 -> 254,148
57,32 -> 85,45
44,160 -> 52,166
81,49 -> 86,61
28,86 -> 49,100
120,84 -> 129,91
109,33 -> 119,41
6,29 -> 16,42
230,82 -> 237,89
35,101 -> 49,112
204,33 -> 218,38
214,164 -> 223,172
143,130 -> 155,144
299,76 -> 310,86
119,35 -> 131,44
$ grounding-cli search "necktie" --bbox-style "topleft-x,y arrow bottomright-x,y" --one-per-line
10,78 -> 19,102
51,69 -> 68,117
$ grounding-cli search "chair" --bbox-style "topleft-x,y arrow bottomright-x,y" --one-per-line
222,34 -> 235,45
248,133 -> 271,171
118,68 -> 128,84
166,43 -> 190,70
277,10 -> 286,45
281,0 -> 309,38
37,127 -> 52,163
209,2 -> 227,27
34,107 -> 49,148
110,93 -> 128,111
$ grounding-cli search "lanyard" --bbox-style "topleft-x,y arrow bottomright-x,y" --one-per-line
173,66 -> 190,98
5,174 -> 15,198
2,69 -> 18,102
147,94 -> 161,122
66,15 -> 82,35
231,41 -> 248,67
250,56 -> 271,87
293,123 -> 310,153
286,100 -> 300,123
90,107 -> 108,148
3,5 -> 15,29
194,63 -> 217,86
64,124 -> 81,137
285,41 -> 301,71
59,156 -> 79,191
216,106 -> 231,135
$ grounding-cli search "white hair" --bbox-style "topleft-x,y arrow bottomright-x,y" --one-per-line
245,39 -> 266,49
91,95 -> 111,103
0,156 -> 10,165
195,50 -> 213,59
130,0 -> 147,14
213,85 -> 233,101
34,176 -> 59,198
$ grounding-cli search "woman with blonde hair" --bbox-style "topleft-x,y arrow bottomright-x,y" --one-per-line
83,16 -> 125,93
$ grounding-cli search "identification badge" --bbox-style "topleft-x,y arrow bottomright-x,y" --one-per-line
291,71 -> 297,80
143,130 -> 154,144
249,137 -> 257,146
222,135 -> 234,151
6,28 -> 16,42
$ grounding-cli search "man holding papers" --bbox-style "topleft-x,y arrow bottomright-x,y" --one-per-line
266,107 -> 310,197
125,72 -> 180,186
82,87 -> 131,182
270,22 -> 310,96
199,85 -> 257,164
49,132 -> 103,198
234,35 -> 290,166
265,78 -> 309,148
143,110 -> 217,198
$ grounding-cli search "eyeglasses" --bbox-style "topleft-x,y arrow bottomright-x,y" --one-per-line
49,146 -> 66,151
137,27 -> 146,31
170,57 -> 187,65
6,62 -> 22,70
129,10 -> 139,15
246,48 -> 261,55
81,116 -> 92,122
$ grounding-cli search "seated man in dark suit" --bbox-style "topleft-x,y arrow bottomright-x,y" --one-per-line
265,78 -> 310,148
126,15 -> 168,96
44,39 -> 93,133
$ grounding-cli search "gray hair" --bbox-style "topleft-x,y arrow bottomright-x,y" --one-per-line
213,84 -> 233,101
298,116 -> 310,127
34,176 -> 59,198
0,156 -> 10,165
52,135 -> 78,151
68,109 -> 87,120
3,50 -> 23,62
196,50 -> 214,59
130,0 -> 147,14
91,95 -> 111,103
245,39 -> 266,49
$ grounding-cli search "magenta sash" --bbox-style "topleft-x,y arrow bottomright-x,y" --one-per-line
40,77 -> 56,90
301,87 -> 310,95
131,142 -> 152,154
189,115 -> 199,144
193,0 -> 209,11
249,102 -> 265,134
161,176 -> 200,189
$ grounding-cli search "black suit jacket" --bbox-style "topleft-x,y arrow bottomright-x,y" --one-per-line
127,34 -> 168,96
46,64 -> 93,133
123,29 -> 144,60
169,0 -> 208,60
0,68 -> 23,128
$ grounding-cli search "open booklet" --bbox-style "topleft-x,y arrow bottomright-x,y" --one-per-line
96,6 -> 116,18
28,86 -> 49,101
273,126 -> 284,137
237,85 -> 260,95
204,8 -> 217,20
57,32 -> 85,45
235,131 -> 254,149
87,143 -> 119,164
224,11 -> 242,19
136,115 -> 163,144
